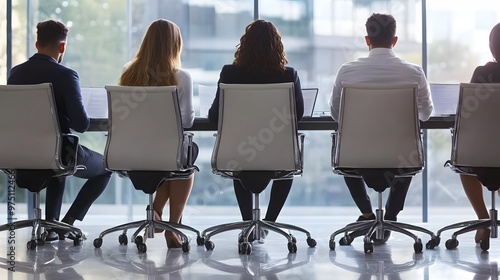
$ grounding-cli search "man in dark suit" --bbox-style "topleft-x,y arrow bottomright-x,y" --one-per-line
7,19 -> 112,241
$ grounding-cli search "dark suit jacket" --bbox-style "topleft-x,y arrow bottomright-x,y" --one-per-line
7,53 -> 89,133
208,64 -> 304,124
471,62 -> 500,83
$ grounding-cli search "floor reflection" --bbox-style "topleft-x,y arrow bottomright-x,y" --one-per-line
440,248 -> 500,279
329,246 -> 436,280
202,245 -> 315,279
94,245 -> 199,277
0,241 -> 86,278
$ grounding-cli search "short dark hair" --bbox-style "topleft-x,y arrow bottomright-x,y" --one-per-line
365,13 -> 396,47
36,20 -> 68,48
489,22 -> 500,61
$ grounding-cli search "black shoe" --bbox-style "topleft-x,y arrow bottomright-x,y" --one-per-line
238,229 -> 268,243
45,230 -> 60,242
372,230 -> 391,245
357,213 -> 376,221
347,214 -> 376,239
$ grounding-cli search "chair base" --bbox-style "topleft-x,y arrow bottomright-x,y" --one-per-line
437,190 -> 499,252
201,197 -> 317,254
92,195 -> 202,253
329,195 -> 439,254
0,214 -> 83,250
0,170 -> 83,250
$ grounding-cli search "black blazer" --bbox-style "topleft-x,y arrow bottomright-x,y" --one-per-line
7,53 -> 89,133
208,64 -> 304,124
470,62 -> 500,83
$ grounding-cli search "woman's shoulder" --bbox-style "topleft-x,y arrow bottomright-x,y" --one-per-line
176,68 -> 191,78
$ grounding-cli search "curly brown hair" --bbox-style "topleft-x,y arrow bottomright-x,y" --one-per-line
233,19 -> 287,75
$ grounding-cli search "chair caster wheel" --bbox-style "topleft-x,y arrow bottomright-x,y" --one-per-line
239,242 -> 252,254
119,234 -> 128,245
137,242 -> 147,253
27,240 -> 37,250
414,241 -> 423,253
364,242 -> 373,254
306,237 -> 317,247
73,236 -> 82,246
329,239 -> 336,251
204,240 -> 215,251
196,236 -> 205,246
93,238 -> 103,248
425,237 -> 439,249
134,235 -> 143,244
287,241 -> 297,253
182,241 -> 190,253
445,238 -> 459,250
339,235 -> 353,246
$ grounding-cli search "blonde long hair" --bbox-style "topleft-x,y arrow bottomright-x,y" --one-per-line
119,19 -> 182,86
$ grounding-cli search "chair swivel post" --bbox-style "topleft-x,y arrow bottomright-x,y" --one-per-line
490,191 -> 498,238
145,194 -> 155,239
375,193 -> 384,240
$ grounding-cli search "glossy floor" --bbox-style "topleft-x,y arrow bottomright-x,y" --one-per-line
0,206 -> 499,280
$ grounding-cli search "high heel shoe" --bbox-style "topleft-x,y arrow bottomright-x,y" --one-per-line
475,227 -> 490,244
165,231 -> 183,248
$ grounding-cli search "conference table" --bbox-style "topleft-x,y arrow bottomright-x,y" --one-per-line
87,114 -> 454,224
88,115 -> 455,132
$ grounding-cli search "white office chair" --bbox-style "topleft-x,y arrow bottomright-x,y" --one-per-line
329,82 -> 438,254
202,82 -> 316,254
437,83 -> 500,251
92,85 -> 201,253
0,83 -> 83,250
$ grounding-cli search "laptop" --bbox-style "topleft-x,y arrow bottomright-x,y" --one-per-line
301,88 -> 319,117
81,87 -> 108,118
430,83 -> 460,116
197,84 -> 319,117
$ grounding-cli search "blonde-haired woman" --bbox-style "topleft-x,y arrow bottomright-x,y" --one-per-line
119,19 -> 196,248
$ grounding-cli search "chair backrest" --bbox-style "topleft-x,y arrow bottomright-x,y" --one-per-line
452,83 -> 500,167
333,82 -> 423,169
0,83 -> 65,170
212,83 -> 301,171
104,85 -> 185,171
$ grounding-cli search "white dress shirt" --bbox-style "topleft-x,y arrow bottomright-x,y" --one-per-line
175,69 -> 195,128
329,48 -> 434,121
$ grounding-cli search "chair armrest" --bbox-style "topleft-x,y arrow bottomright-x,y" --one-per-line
331,132 -> 337,169
61,133 -> 80,174
298,132 -> 305,168
183,132 -> 196,166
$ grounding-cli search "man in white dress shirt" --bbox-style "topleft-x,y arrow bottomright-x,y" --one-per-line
329,13 -> 434,242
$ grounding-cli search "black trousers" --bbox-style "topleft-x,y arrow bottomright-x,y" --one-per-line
344,176 -> 411,221
233,178 -> 293,222
45,145 -> 112,222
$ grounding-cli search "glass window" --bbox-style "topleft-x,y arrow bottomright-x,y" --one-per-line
6,0 -> 496,215
1,3 -> 6,83
426,0 -> 500,211
260,0 -> 424,208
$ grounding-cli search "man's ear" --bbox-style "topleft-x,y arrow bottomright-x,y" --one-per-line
392,36 -> 398,47
365,36 -> 371,46
59,42 -> 66,54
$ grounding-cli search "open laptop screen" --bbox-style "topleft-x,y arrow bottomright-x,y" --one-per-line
198,85 -> 319,117
430,83 -> 460,116
81,87 -> 108,118
301,88 -> 319,117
